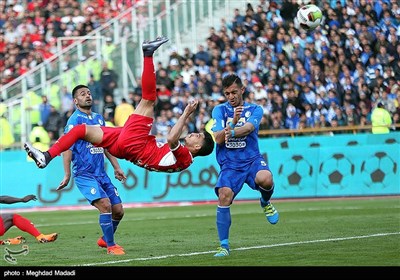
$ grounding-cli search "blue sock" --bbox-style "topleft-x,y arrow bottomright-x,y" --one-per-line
99,213 -> 114,247
216,206 -> 231,250
112,219 -> 120,233
260,186 -> 274,207
100,219 -> 120,241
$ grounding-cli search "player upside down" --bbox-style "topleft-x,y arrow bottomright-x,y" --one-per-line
25,36 -> 214,173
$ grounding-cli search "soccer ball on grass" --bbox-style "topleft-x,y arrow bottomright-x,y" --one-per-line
296,4 -> 323,31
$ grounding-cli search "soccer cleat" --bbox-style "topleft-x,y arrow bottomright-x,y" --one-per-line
214,247 -> 230,257
262,201 -> 279,225
36,233 -> 58,243
97,237 -> 107,248
107,245 -> 125,255
24,143 -> 51,168
3,236 -> 26,245
142,36 -> 169,57
97,237 -> 125,251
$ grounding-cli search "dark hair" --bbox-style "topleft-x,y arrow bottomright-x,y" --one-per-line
72,85 -> 89,98
196,130 -> 214,157
222,74 -> 243,89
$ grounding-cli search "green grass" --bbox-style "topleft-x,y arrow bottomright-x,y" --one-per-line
1,197 -> 399,268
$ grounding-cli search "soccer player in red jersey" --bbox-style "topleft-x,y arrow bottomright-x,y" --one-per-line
0,194 -> 58,245
25,36 -> 214,173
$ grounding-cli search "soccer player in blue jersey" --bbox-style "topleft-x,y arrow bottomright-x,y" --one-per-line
211,74 -> 279,257
56,84 -> 127,255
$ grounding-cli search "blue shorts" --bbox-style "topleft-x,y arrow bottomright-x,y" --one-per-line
215,155 -> 271,200
74,174 -> 122,206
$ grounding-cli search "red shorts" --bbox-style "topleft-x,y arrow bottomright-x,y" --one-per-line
99,114 -> 154,161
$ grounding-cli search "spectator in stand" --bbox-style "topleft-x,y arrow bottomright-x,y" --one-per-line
60,86 -> 74,114
102,94 -> 116,125
39,95 -> 52,126
0,109 -> 15,150
44,105 -> 63,143
156,67 -> 172,89
100,61 -> 118,98
284,104 -> 300,129
371,102 -> 392,134
114,98 -> 135,127
88,74 -> 103,113
194,44 -> 211,66
391,112 -> 400,131
28,122 -> 50,159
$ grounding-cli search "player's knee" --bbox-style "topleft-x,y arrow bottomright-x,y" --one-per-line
94,198 -> 112,212
113,210 -> 124,220
218,187 -> 234,204
256,170 -> 273,188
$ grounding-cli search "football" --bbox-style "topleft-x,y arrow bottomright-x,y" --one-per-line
296,4 -> 323,31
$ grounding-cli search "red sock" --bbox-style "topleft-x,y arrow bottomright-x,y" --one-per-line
141,57 -> 157,101
48,124 -> 86,158
12,214 -> 41,237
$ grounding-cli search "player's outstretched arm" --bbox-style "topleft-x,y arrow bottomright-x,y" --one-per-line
0,195 -> 37,204
57,150 -> 73,191
167,100 -> 199,149
21,195 -> 37,202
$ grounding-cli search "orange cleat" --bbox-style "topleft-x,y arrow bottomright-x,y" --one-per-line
36,233 -> 58,243
97,237 -> 107,248
107,245 -> 125,255
3,236 -> 26,245
98,237 -> 124,251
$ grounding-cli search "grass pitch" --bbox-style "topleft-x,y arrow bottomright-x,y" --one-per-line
1,196 -> 399,273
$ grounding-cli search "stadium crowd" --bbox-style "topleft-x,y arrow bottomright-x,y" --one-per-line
0,0 -> 400,149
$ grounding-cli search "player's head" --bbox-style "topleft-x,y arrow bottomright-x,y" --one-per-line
185,130 -> 214,157
72,85 -> 92,110
222,74 -> 245,107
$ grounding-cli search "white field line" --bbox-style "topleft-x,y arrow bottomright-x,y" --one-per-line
79,232 -> 400,266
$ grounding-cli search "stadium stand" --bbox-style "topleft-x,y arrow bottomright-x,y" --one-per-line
0,0 -> 399,150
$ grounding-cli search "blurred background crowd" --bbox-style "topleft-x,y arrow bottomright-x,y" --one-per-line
0,0 -> 399,150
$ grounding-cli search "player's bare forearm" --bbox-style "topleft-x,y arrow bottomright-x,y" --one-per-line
105,149 -> 121,170
58,150 -> 72,191
61,150 -> 72,177
232,123 -> 254,137
22,195 -> 37,202
168,100 -> 198,148
0,195 -> 33,204
167,113 -> 188,147
214,128 -> 228,145
224,122 -> 254,142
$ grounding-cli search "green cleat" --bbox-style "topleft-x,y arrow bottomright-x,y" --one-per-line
214,247 -> 230,257
262,201 -> 279,224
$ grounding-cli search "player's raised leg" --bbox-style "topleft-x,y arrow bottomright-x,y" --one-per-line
133,36 -> 169,118
24,124 -> 103,168
24,37 -> 169,169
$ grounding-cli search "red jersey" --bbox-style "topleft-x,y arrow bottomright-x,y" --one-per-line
99,114 -> 193,173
